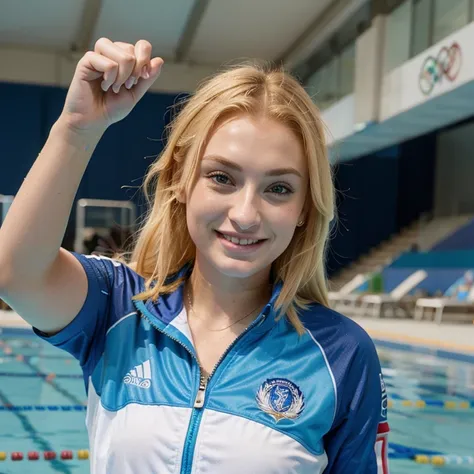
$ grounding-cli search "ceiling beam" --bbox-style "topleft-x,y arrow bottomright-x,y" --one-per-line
277,0 -> 369,69
175,0 -> 211,63
73,0 -> 104,52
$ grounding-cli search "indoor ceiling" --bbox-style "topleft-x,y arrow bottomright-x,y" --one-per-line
0,0 -> 366,70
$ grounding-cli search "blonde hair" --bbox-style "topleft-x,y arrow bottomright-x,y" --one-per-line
128,62 -> 335,335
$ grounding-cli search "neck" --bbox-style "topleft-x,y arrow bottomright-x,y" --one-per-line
186,257 -> 273,325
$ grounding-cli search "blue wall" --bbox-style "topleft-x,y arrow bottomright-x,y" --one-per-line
0,81 -> 177,204
327,151 -> 399,274
0,81 -> 178,247
396,132 -> 436,229
327,134 -> 436,276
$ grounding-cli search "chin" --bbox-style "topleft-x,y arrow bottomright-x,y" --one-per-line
210,256 -> 264,279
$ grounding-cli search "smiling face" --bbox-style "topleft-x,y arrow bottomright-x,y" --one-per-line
184,114 -> 308,288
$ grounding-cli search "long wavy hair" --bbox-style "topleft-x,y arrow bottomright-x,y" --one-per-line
128,62 -> 335,334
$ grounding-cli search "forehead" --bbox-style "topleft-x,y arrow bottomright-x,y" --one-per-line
203,115 -> 306,173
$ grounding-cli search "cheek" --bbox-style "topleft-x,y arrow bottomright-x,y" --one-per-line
270,204 -> 300,229
186,185 -> 222,227
271,202 -> 303,244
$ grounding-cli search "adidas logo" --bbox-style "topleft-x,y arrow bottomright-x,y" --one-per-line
123,360 -> 152,389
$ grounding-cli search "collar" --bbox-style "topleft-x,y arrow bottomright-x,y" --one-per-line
134,263 -> 284,349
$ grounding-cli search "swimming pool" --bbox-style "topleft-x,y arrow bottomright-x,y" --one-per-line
0,328 -> 473,473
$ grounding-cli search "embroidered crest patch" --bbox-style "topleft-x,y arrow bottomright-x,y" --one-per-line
256,378 -> 305,422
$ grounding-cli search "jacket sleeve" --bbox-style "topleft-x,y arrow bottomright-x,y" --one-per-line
323,333 -> 390,473
33,253 -> 143,380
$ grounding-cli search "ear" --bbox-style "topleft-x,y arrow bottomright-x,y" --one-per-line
176,188 -> 187,204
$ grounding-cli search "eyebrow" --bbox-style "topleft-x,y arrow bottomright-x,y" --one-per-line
202,154 -> 303,178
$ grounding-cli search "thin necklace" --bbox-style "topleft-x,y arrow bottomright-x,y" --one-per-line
186,284 -> 263,332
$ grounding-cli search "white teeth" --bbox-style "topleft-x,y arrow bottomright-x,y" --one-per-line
222,234 -> 260,246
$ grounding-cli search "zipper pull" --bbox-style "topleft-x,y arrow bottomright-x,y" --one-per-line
194,376 -> 207,408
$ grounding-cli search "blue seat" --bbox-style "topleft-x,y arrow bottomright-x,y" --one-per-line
382,268 -> 469,296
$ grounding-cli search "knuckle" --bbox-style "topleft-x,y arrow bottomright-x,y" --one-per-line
122,54 -> 135,65
105,61 -> 118,73
81,51 -> 95,63
116,42 -> 134,54
95,37 -> 108,48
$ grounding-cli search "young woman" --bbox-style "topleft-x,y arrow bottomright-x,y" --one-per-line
0,38 -> 389,473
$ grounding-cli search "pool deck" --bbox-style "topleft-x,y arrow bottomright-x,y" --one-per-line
2,309 -> 474,355
0,310 -> 29,329
355,316 -> 474,354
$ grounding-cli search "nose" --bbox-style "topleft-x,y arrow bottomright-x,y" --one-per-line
228,187 -> 261,232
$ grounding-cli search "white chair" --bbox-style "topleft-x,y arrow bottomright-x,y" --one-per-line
328,274 -> 368,311
415,285 -> 474,324
360,270 -> 428,318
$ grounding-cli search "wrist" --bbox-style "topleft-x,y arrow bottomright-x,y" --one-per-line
51,116 -> 106,150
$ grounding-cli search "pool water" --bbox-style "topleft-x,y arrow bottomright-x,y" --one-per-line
377,340 -> 474,473
0,329 -> 473,474
0,330 -> 88,474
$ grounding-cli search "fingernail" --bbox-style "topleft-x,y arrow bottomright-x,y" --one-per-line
134,77 -> 139,85
112,83 -> 121,94
125,77 -> 135,89
142,65 -> 150,80
101,80 -> 109,92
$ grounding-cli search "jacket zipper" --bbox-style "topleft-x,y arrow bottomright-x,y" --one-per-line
139,305 -> 269,474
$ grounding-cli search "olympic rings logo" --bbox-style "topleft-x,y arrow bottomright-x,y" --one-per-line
419,42 -> 462,96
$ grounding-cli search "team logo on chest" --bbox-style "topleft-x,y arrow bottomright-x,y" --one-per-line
123,359 -> 152,389
256,378 -> 305,422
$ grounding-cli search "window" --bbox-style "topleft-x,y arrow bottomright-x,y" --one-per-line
306,69 -> 322,103
315,58 -> 339,109
306,60 -> 338,110
383,0 -> 412,73
339,42 -> 356,97
411,0 -> 432,57
432,0 -> 469,44
306,40 -> 356,111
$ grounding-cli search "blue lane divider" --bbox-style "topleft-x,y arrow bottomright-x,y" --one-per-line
0,405 -> 86,412
388,393 -> 474,408
0,371 -> 82,379
389,442 -> 442,457
0,353 -> 72,360
388,398 -> 473,409
389,443 -> 474,466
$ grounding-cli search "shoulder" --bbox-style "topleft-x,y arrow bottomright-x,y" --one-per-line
298,303 -> 381,397
72,252 -> 146,323
298,304 -> 384,426
73,253 -> 145,294
299,303 -> 377,361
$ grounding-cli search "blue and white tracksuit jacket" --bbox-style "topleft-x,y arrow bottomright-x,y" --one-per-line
35,254 -> 390,474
